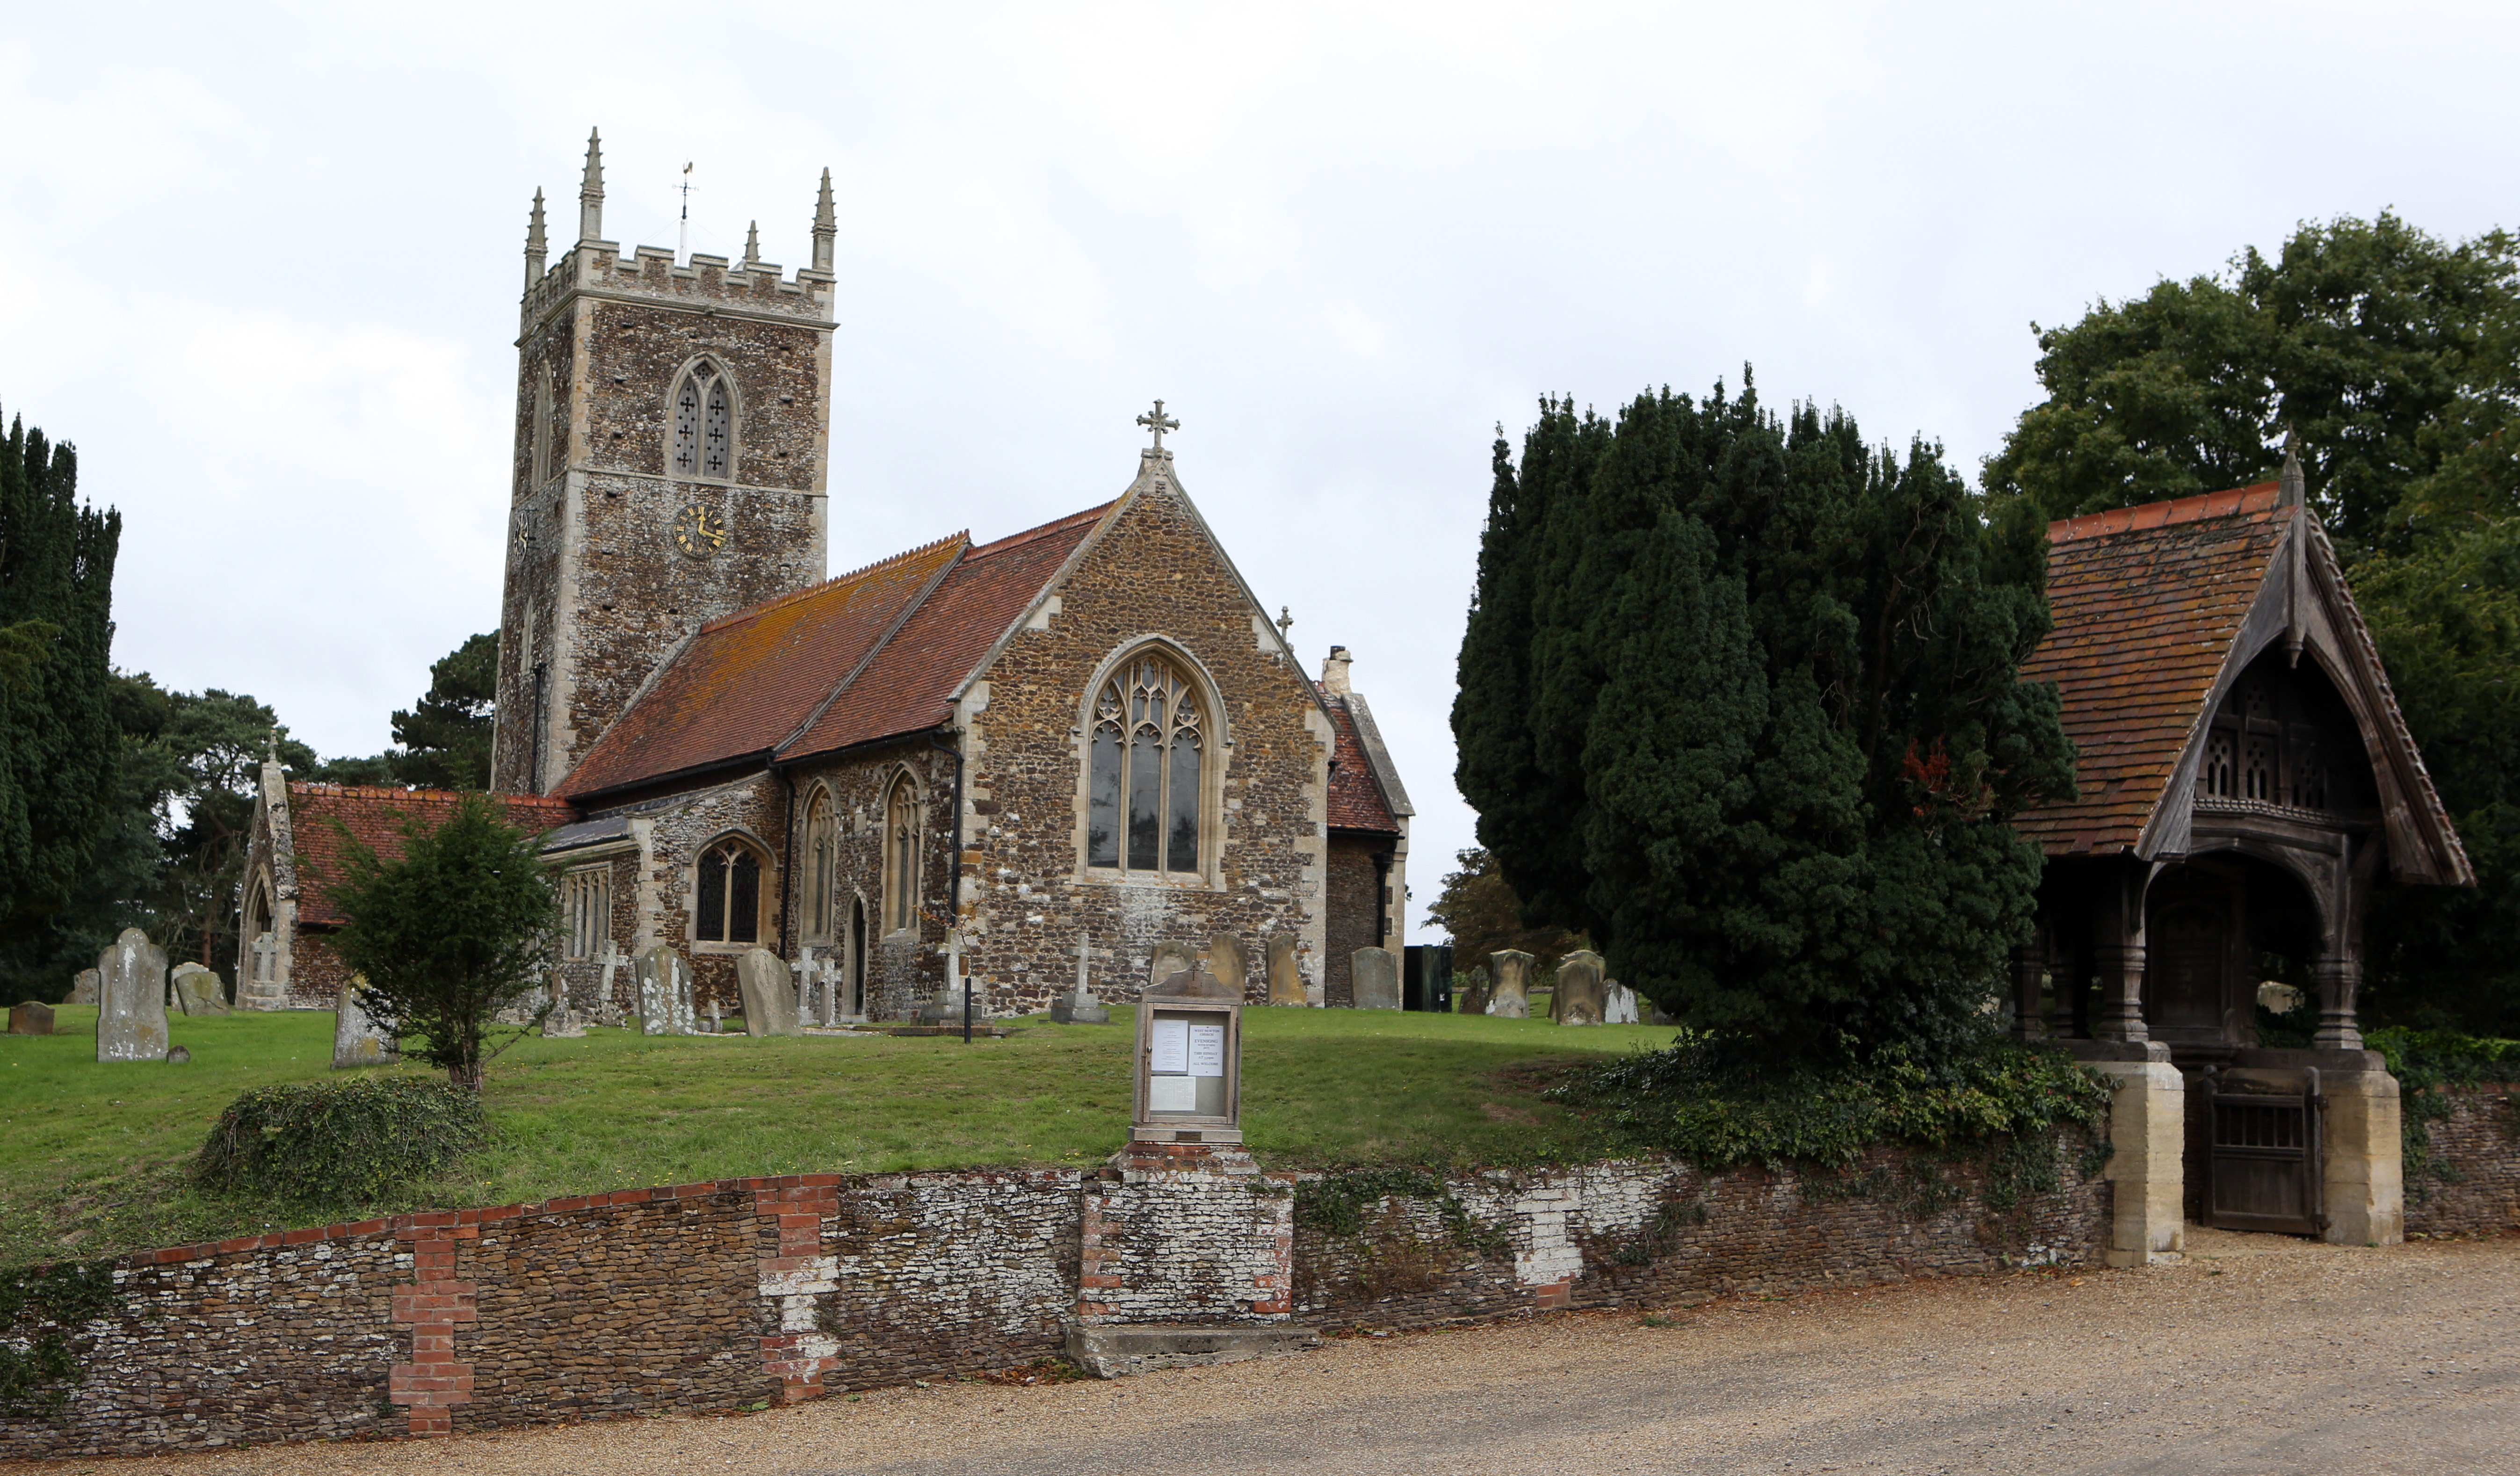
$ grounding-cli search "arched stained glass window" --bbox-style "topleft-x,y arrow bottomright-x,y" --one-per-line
884,778 -> 921,933
804,788 -> 837,941
670,361 -> 735,480
696,838 -> 762,945
1088,656 -> 1203,874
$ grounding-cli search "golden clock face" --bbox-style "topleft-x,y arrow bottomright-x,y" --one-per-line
671,502 -> 726,560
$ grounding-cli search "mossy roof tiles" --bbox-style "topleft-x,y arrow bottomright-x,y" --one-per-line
290,784 -> 578,926
1321,691 -> 1399,834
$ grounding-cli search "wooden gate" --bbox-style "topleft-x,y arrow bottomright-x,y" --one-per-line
2204,1067 -> 2324,1236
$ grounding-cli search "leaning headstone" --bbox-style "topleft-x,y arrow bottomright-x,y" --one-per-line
171,962 -> 230,1016
1051,938 -> 1110,1024
1554,950 -> 1607,1026
1604,979 -> 1641,1025
1205,933 -> 1250,997
1266,933 -> 1309,1006
1351,947 -> 1402,1010
333,978 -> 396,1068
1486,950 -> 1534,1019
1454,962 -> 1492,1016
1150,941 -> 1197,991
70,969 -> 98,1006
95,929 -> 170,1063
738,948 -> 803,1035
8,1001 -> 54,1035
636,946 -> 698,1035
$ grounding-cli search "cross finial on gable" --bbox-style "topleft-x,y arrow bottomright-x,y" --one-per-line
1137,399 -> 1180,454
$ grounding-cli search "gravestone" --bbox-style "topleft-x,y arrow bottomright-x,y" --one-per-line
636,946 -> 698,1035
1205,933 -> 1250,997
165,1045 -> 191,1064
1266,933 -> 1309,1006
1604,979 -> 1641,1025
1554,950 -> 1607,1026
70,969 -> 98,1006
95,929 -> 170,1063
738,948 -> 803,1035
171,962 -> 229,1016
1052,938 -> 1110,1024
239,931 -> 288,1011
8,1001 -> 54,1035
1455,962 -> 1492,1017
595,939 -> 627,1026
1351,947 -> 1401,1010
332,978 -> 396,1068
1150,941 -> 1197,991
1486,950 -> 1534,1019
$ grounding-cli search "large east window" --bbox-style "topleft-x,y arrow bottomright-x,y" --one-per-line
1088,654 -> 1205,875
695,839 -> 763,945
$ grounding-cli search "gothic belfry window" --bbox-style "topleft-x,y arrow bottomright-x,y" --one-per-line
531,378 -> 555,486
670,361 -> 735,480
1087,654 -> 1205,875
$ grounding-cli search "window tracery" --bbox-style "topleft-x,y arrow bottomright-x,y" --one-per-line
883,778 -> 921,933
1087,654 -> 1205,875
804,788 -> 837,942
695,838 -> 763,945
670,361 -> 736,480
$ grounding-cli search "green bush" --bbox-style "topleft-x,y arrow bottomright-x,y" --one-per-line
195,1077 -> 485,1209
2365,1026 -> 2520,1194
1547,1032 -> 2110,1172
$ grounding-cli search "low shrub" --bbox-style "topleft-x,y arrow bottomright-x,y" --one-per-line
1546,1033 -> 2110,1172
2365,1026 -> 2520,1194
195,1077 -> 485,1210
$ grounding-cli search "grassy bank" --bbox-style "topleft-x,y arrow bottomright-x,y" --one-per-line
2,1004 -> 1671,1264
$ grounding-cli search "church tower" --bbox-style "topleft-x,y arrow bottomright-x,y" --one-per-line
491,131 -> 837,794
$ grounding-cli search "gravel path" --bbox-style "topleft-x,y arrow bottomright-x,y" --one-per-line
20,1229 -> 2515,1476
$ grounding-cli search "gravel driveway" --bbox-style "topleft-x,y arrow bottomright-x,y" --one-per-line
20,1228 -> 2514,1476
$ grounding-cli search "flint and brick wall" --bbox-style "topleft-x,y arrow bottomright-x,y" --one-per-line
2407,1083 -> 2520,1237
3,1144 -> 2105,1460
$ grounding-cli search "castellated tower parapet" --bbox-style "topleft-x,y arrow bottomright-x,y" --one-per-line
492,130 -> 837,796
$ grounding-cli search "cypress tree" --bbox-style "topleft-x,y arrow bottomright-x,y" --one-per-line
0,412 -> 124,998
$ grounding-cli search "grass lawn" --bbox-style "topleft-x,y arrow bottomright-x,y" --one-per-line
1,1004 -> 1672,1265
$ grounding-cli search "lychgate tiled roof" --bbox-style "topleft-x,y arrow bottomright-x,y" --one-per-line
2016,483 -> 2287,855
290,784 -> 579,926
559,503 -> 1113,799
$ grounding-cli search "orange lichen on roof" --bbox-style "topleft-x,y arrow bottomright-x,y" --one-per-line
2017,482 -> 2286,855
290,784 -> 579,926
1322,692 -> 1398,833
780,504 -> 1110,762
560,536 -> 967,798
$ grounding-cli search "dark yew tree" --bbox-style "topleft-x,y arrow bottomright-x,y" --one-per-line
1456,380 -> 2075,1064
1985,212 -> 2520,1034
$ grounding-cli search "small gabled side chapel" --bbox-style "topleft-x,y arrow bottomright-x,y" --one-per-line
239,133 -> 1413,1021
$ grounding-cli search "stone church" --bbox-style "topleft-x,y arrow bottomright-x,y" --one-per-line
239,133 -> 1414,1020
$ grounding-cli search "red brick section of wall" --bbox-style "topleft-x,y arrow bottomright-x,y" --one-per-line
2407,1084 -> 2520,1237
1321,834 -> 1388,1008
389,1214 -> 477,1435
756,1177 -> 843,1401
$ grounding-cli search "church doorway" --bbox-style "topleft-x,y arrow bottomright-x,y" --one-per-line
849,897 -> 868,1018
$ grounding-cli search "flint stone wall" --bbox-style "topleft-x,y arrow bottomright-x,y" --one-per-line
2407,1083 -> 2520,1237
5,1144 -> 2102,1459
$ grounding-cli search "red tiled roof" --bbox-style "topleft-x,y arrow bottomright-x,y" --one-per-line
1322,690 -> 1398,833
2017,482 -> 2286,854
562,537 -> 966,797
781,505 -> 1109,762
290,784 -> 578,926
558,502 -> 1115,796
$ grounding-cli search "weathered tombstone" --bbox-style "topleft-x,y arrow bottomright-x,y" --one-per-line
171,962 -> 230,1017
332,978 -> 397,1068
1454,961 -> 1492,1016
1351,947 -> 1401,1010
1150,941 -> 1197,991
8,1001 -> 54,1035
239,931 -> 288,1011
1604,979 -> 1641,1025
1051,937 -> 1111,1024
1265,933 -> 1309,1006
1486,950 -> 1534,1019
738,948 -> 803,1035
636,946 -> 698,1035
1554,950 -> 1607,1026
69,969 -> 98,1006
1205,933 -> 1250,996
543,977 -> 586,1038
595,939 -> 627,1026
95,929 -> 170,1063
165,1045 -> 191,1064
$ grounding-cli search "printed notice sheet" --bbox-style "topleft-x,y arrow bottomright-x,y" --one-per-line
1150,1017 -> 1190,1075
1148,1075 -> 1198,1112
1188,1021 -> 1226,1078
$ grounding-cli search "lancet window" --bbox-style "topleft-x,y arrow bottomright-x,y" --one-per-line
883,778 -> 921,933
563,867 -> 609,959
695,838 -> 763,945
1087,654 -> 1206,875
803,788 -> 837,942
670,361 -> 735,480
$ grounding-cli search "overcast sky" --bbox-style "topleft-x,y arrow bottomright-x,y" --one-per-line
4,2 -> 2513,941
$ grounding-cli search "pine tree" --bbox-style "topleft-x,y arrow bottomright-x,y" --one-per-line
389,632 -> 498,790
1457,382 -> 2075,1064
0,413 -> 124,999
